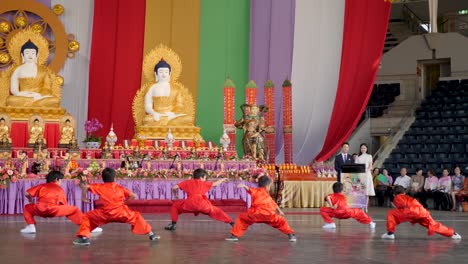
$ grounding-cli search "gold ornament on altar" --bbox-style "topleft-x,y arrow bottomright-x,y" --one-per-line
132,44 -> 201,139
0,0 -> 80,120
59,114 -> 76,147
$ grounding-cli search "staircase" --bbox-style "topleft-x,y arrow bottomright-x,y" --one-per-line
384,20 -> 418,53
370,99 -> 419,135
384,4 -> 429,53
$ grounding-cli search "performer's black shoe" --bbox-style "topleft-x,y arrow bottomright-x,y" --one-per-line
73,237 -> 90,246
164,223 -> 177,231
148,232 -> 161,241
229,222 -> 235,227
288,234 -> 297,242
225,234 -> 239,241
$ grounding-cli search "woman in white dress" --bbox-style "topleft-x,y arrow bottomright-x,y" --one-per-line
356,143 -> 375,211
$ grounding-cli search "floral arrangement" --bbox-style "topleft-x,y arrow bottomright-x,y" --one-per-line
83,118 -> 103,143
0,167 -> 20,189
87,160 -> 101,176
110,167 -> 268,180
70,168 -> 92,185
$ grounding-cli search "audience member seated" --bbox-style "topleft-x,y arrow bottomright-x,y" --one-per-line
457,176 -> 468,209
451,166 -> 465,211
408,168 -> 425,199
375,168 -> 393,207
394,168 -> 411,191
434,169 -> 452,211
420,169 -> 439,209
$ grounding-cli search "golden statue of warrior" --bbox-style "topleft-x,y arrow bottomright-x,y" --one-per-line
0,28 -> 65,119
133,44 -> 201,139
235,104 -> 268,161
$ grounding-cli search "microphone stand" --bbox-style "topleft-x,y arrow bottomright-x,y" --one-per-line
169,154 -> 179,170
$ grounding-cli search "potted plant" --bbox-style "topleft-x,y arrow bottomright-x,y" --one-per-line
83,118 -> 103,149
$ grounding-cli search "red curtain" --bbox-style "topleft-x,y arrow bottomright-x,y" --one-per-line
44,123 -> 60,148
87,0 -> 146,142
11,122 -> 28,148
11,122 -> 60,148
315,0 -> 391,161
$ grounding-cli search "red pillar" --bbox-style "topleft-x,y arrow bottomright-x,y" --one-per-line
245,80 -> 258,105
263,80 -> 275,163
282,80 -> 293,163
223,78 -> 236,150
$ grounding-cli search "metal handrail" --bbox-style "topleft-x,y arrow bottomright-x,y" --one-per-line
402,4 -> 429,34
372,104 -> 418,161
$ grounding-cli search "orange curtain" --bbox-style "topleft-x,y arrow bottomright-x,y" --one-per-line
143,0 -> 201,104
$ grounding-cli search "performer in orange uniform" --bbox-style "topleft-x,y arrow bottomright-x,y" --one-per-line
73,168 -> 159,246
20,171 -> 100,234
320,182 -> 376,229
226,176 -> 297,242
382,185 -> 461,240
164,168 -> 233,231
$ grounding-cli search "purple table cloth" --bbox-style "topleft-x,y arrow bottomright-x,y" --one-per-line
2,159 -> 256,171
0,179 -> 257,215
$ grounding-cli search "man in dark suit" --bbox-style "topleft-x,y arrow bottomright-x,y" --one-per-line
335,142 -> 354,182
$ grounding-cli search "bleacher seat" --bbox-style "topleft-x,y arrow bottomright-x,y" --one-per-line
383,79 -> 468,176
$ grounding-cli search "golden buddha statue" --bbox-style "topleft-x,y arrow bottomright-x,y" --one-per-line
7,40 -> 61,107
28,116 -> 46,146
59,115 -> 75,146
0,28 -> 65,120
133,44 -> 201,139
0,116 -> 12,144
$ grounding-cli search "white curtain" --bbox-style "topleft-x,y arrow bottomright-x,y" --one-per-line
290,0 -> 345,164
51,0 -> 94,146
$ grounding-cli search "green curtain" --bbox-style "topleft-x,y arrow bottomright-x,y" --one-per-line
197,0 -> 250,154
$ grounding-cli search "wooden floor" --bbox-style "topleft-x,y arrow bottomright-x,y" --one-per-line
0,208 -> 467,264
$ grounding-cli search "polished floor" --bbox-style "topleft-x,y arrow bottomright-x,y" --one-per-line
0,208 -> 467,264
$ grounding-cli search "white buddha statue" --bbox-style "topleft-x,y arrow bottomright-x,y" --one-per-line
143,59 -> 193,126
7,40 -> 60,108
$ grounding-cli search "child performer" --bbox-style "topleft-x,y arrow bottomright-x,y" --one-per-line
226,176 -> 297,242
382,185 -> 461,240
165,168 -> 233,231
320,182 -> 376,229
20,171 -> 102,234
73,168 -> 159,246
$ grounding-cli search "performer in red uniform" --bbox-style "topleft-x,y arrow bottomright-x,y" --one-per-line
20,171 -> 102,234
320,182 -> 376,229
382,185 -> 461,240
164,168 -> 233,231
226,176 -> 297,242
73,168 -> 159,246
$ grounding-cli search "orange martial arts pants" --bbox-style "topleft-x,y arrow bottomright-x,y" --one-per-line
320,207 -> 372,224
386,209 -> 454,237
170,200 -> 232,223
77,206 -> 151,238
230,212 -> 294,238
24,203 -> 83,225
